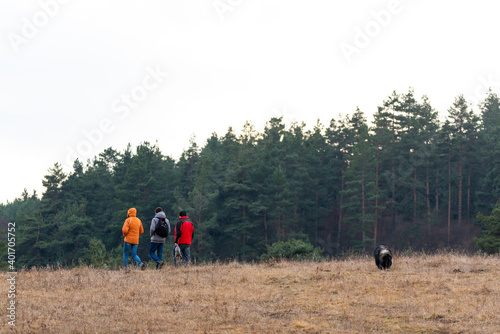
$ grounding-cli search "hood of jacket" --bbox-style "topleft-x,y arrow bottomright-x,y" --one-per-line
151,210 -> 169,243
154,211 -> 166,219
128,208 -> 137,217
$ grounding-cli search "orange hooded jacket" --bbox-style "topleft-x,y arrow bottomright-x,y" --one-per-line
122,208 -> 144,244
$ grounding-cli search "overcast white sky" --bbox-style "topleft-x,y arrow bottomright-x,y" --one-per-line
1,0 -> 499,204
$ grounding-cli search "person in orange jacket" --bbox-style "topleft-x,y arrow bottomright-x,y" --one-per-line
122,208 -> 145,270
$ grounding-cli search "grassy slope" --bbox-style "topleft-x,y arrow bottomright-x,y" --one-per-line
1,253 -> 500,333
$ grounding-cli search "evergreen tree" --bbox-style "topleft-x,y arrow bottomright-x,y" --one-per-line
475,201 -> 500,254
188,134 -> 223,261
8,192 -> 42,267
437,119 -> 456,246
325,116 -> 349,252
302,121 -> 334,248
396,90 -> 439,246
477,91 -> 500,212
41,163 -> 66,217
447,95 -> 480,226
220,125 -> 261,259
342,110 -> 377,250
320,117 -> 344,254
373,92 -> 404,242
254,117 -> 286,247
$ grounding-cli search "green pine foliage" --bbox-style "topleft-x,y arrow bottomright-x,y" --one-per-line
85,238 -> 107,268
475,202 -> 500,254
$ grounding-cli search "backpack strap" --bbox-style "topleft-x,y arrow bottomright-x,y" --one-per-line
152,217 -> 159,235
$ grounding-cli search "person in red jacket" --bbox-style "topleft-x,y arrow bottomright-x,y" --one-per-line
174,211 -> 194,266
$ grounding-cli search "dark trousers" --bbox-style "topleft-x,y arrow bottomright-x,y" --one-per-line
173,244 -> 190,266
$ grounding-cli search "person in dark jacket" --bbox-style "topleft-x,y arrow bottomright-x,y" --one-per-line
149,207 -> 170,270
174,211 -> 194,266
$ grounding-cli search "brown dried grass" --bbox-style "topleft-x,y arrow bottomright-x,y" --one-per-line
1,253 -> 500,333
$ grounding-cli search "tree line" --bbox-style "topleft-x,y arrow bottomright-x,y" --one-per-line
1,88 -> 500,268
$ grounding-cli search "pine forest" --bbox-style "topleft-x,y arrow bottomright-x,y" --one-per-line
2,88 -> 500,268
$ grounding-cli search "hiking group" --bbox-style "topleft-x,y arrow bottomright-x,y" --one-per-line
122,207 -> 194,270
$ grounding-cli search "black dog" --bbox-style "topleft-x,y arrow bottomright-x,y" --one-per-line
374,245 -> 392,270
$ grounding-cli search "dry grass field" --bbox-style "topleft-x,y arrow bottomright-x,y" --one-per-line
1,252 -> 499,334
